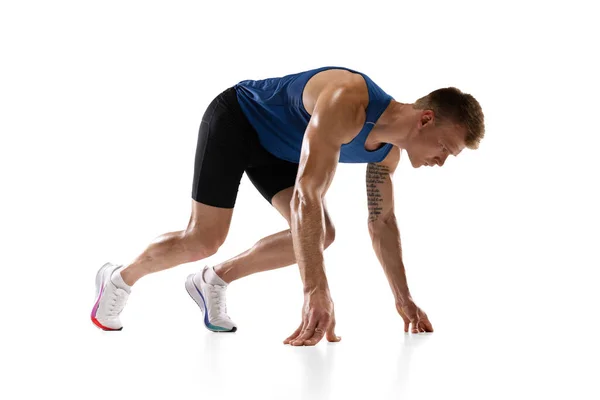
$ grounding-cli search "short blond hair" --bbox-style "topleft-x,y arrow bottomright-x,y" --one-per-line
414,87 -> 485,150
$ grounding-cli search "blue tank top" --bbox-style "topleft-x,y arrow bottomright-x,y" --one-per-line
234,66 -> 394,164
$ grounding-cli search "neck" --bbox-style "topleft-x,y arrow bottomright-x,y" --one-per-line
369,100 -> 418,149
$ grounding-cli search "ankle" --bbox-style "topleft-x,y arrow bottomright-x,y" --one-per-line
119,266 -> 140,287
213,265 -> 234,284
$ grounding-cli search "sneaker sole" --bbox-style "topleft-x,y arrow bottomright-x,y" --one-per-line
91,263 -> 123,331
184,274 -> 236,333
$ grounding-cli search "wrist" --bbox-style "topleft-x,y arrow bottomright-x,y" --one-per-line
302,270 -> 329,295
395,292 -> 413,307
304,284 -> 330,297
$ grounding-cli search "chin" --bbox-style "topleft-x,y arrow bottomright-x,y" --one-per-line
406,153 -> 418,168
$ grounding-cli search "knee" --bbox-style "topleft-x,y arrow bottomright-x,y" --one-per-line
324,222 -> 336,248
183,229 -> 224,262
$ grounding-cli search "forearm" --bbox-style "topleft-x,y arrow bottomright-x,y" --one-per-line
291,190 -> 329,294
369,215 -> 412,305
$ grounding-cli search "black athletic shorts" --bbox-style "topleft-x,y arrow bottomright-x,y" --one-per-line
192,86 -> 299,208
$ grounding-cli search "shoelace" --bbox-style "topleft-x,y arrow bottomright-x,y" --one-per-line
209,284 -> 230,319
108,288 -> 129,317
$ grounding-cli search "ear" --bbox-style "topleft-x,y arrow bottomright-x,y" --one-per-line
418,110 -> 435,129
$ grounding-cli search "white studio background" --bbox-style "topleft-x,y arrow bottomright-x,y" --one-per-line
1,0 -> 598,399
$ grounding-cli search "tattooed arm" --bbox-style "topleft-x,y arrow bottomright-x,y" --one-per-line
367,147 -> 434,333
366,147 -> 409,299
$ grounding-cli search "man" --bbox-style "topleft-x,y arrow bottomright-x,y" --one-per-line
91,66 -> 485,346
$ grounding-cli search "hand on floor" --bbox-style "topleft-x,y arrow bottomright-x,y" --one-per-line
397,300 -> 434,333
283,290 -> 341,346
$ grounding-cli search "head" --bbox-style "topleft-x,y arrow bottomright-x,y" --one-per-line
406,87 -> 485,168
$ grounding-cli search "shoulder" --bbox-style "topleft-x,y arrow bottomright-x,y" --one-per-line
323,70 -> 368,109
305,78 -> 370,145
303,69 -> 369,115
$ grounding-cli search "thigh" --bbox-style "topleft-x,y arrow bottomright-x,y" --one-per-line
192,87 -> 249,209
270,187 -> 295,223
270,186 -> 334,230
245,158 -> 299,206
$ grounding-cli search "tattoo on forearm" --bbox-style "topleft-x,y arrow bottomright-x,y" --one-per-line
366,163 -> 389,222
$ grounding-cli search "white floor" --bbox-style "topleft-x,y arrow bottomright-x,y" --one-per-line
3,254 -> 599,400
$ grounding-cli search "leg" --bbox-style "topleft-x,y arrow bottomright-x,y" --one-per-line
213,187 -> 336,283
91,86 -> 253,331
120,199 -> 233,286
92,199 -> 234,330
120,86 -> 250,286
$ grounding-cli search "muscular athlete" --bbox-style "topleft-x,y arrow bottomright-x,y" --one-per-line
91,66 -> 485,346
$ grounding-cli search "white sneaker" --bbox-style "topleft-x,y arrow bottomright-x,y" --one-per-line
91,262 -> 130,331
185,266 -> 237,332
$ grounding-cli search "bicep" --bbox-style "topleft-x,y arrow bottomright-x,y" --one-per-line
295,86 -> 364,199
295,127 -> 340,198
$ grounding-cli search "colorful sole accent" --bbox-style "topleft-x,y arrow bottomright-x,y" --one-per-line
185,274 -> 236,333
91,316 -> 123,331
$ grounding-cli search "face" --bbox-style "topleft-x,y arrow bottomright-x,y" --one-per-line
406,111 -> 466,168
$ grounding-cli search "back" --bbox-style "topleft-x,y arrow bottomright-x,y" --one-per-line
234,66 -> 394,164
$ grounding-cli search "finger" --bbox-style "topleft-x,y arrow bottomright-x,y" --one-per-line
306,313 -> 335,346
283,322 -> 304,345
411,320 -> 420,334
304,323 -> 327,346
291,315 -> 318,346
404,319 -> 410,333
419,317 -> 433,333
326,318 -> 341,342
